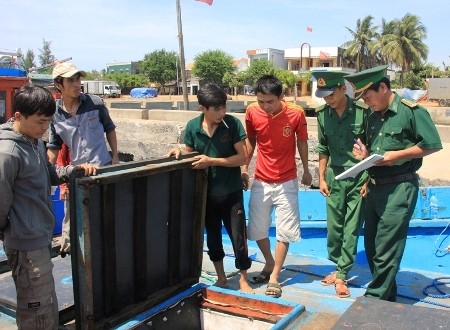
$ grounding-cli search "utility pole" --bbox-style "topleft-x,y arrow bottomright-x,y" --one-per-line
175,57 -> 179,95
176,0 -> 189,110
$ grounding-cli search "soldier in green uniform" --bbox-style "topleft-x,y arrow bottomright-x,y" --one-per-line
347,65 -> 442,301
312,71 -> 369,298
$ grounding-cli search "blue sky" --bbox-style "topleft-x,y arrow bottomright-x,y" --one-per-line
2,0 -> 449,71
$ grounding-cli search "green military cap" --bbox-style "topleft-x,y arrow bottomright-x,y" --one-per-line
312,71 -> 349,98
345,65 -> 389,99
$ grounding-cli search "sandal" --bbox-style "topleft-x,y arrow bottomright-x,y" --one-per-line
335,279 -> 350,298
265,282 -> 282,298
321,272 -> 336,286
252,270 -> 272,284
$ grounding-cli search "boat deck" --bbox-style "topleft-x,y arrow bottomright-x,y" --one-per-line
1,185 -> 449,330
0,224 -> 449,329
198,225 -> 450,328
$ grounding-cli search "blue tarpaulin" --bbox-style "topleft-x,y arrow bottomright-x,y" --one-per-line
395,88 -> 427,102
0,68 -> 27,77
130,87 -> 157,98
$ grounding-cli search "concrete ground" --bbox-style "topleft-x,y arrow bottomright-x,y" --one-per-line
417,142 -> 450,183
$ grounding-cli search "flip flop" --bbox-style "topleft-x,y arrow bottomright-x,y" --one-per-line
252,270 -> 272,284
321,272 -> 336,286
335,279 -> 350,298
265,282 -> 282,298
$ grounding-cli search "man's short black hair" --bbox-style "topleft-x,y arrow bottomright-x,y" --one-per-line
13,85 -> 56,118
197,83 -> 227,108
254,75 -> 283,97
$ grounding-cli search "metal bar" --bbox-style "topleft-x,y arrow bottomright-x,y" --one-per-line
102,184 -> 118,315
77,155 -> 197,186
134,177 -> 149,301
191,169 -> 208,278
72,179 -> 95,330
167,170 -> 183,285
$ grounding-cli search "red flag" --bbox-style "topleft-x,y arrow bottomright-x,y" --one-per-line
196,0 -> 213,5
306,26 -> 313,32
320,51 -> 330,60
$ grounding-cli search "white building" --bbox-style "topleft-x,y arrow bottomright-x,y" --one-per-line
246,48 -> 287,68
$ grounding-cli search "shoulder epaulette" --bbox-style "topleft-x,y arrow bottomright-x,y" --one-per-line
315,103 -> 327,113
354,100 -> 369,110
401,98 -> 418,109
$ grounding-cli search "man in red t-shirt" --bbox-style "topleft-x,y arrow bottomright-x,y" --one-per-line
242,75 -> 312,298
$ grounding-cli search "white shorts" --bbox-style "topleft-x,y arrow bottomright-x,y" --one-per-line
247,178 -> 301,243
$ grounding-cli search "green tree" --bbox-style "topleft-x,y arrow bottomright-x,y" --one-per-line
373,18 -> 397,65
192,50 -> 234,84
223,72 -> 244,97
418,63 -> 441,78
244,59 -> 275,85
84,70 -> 103,80
402,70 -> 426,90
23,49 -> 36,72
275,69 -> 298,96
38,38 -> 56,67
379,13 -> 428,86
140,49 -> 177,93
342,16 -> 378,71
105,73 -> 149,90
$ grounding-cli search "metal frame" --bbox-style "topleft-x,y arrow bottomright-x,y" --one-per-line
69,154 -> 207,329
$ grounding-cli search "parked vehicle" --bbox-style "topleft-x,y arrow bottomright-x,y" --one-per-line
427,78 -> 450,106
81,80 -> 121,98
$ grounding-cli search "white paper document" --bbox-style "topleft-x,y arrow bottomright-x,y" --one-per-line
335,154 -> 384,180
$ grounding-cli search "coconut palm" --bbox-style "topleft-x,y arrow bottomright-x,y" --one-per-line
378,13 -> 428,86
372,18 -> 397,66
341,15 -> 379,71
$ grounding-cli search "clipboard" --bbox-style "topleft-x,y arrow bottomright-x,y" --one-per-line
335,154 -> 384,180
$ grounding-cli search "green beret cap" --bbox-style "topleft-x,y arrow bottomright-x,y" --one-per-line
345,65 -> 389,99
312,71 -> 349,98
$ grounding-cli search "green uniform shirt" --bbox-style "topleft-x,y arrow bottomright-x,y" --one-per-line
366,93 -> 442,178
316,97 -> 368,167
184,114 -> 246,196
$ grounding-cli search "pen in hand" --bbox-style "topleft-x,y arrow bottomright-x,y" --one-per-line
353,138 -> 368,160
354,138 -> 362,151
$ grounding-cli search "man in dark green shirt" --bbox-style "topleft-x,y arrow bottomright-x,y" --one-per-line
167,84 -> 253,293
313,71 -> 369,298
347,65 -> 442,301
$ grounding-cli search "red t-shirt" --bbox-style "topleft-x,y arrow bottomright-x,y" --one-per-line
56,144 -> 71,194
245,101 -> 308,183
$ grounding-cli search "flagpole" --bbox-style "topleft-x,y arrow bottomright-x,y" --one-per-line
176,0 -> 189,110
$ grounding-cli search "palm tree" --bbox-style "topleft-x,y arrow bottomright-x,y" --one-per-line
378,13 -> 428,86
341,16 -> 379,71
373,18 -> 397,66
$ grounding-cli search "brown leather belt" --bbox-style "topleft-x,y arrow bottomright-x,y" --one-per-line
369,172 -> 419,185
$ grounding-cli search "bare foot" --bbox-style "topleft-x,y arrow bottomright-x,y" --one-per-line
213,279 -> 228,288
239,280 -> 255,294
261,261 -> 275,274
